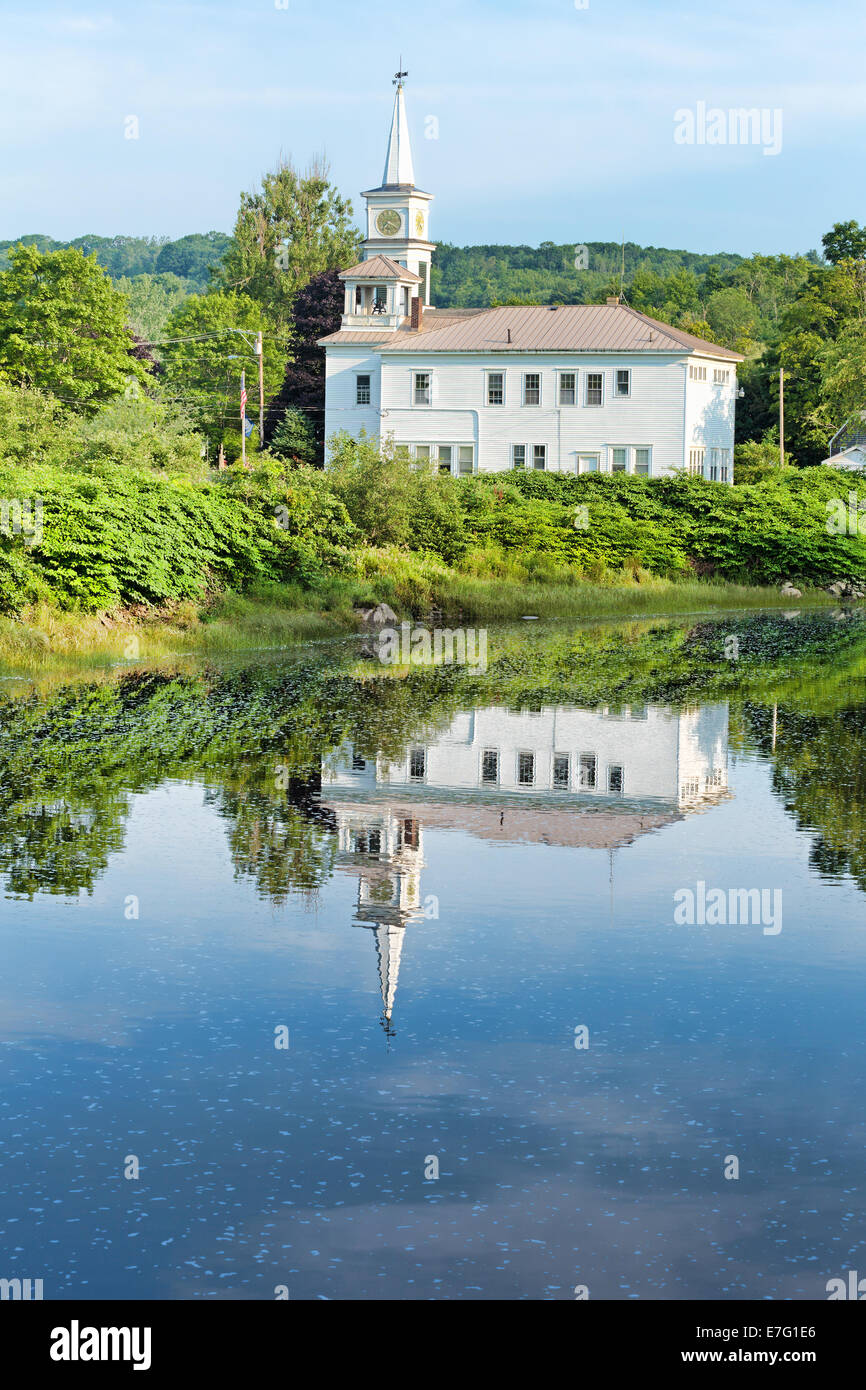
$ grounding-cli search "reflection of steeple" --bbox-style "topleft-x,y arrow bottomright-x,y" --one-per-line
372,923 -> 406,1034
331,804 -> 427,1036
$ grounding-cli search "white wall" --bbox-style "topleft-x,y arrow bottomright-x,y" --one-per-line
323,704 -> 730,806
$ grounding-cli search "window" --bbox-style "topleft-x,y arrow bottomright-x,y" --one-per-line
523,373 -> 541,406
720,448 -> 731,483
634,447 -> 651,476
689,363 -> 708,381
559,371 -> 577,406
511,444 -> 526,469
481,749 -> 499,784
354,829 -> 381,856
395,444 -> 411,460
615,369 -> 631,398
553,754 -> 570,789
608,764 -> 624,794
458,445 -> 474,476
414,372 -> 432,405
578,454 -> 599,473
402,818 -> 420,849
688,448 -> 705,476
517,751 -> 535,786
414,444 -> 431,467
409,748 -> 426,780
438,445 -> 453,474
356,374 -> 371,405
487,371 -> 505,406
352,754 -> 366,771
532,444 -> 547,470
713,368 -> 730,384
585,372 -> 603,406
709,448 -> 719,481
578,753 -> 597,789
611,447 -> 628,473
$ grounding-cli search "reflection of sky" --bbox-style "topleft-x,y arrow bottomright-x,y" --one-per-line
1,748 -> 864,1301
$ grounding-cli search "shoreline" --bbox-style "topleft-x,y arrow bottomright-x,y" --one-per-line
0,578 -> 850,677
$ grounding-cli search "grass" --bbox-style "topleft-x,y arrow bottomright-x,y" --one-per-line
0,557 -> 847,677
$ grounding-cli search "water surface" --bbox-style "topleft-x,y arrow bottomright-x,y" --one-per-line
1,612 -> 864,1299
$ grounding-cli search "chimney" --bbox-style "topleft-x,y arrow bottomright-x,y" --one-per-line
606,296 -> 620,306
410,296 -> 423,331
507,327 -> 512,344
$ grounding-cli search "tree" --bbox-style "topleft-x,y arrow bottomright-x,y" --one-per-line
218,159 -> 360,327
116,272 -> 194,342
706,287 -> 756,349
154,232 -> 233,288
822,220 -> 866,266
270,268 -> 344,459
0,244 -> 149,411
159,291 -> 285,452
270,407 -> 317,465
819,323 -> 866,435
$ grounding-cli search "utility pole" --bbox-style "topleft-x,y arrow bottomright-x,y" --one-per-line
779,368 -> 785,468
241,368 -> 247,470
256,331 -> 265,451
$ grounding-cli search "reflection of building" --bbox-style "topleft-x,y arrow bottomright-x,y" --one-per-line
333,807 -> 426,1036
322,704 -> 731,1028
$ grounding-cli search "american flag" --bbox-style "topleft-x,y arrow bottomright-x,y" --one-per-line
240,383 -> 247,420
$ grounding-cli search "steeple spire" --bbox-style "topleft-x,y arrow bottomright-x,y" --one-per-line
383,66 -> 415,188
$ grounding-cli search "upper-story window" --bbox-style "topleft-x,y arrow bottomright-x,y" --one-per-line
356,374 -> 371,406
523,373 -> 541,406
409,748 -> 427,780
414,372 -> 432,405
585,372 -> 604,406
689,363 -> 708,381
558,371 -> 577,406
713,368 -> 730,384
615,369 -> 631,397
487,371 -> 505,406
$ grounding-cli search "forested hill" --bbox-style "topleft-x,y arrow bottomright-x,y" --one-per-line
0,232 -> 231,289
431,240 -> 765,308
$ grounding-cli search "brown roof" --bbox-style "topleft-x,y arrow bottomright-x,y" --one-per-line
338,255 -> 422,282
321,302 -> 742,359
323,796 -> 681,850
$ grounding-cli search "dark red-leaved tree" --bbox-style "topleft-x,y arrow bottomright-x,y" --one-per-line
269,268 -> 344,462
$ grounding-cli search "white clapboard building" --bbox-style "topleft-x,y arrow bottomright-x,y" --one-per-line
320,77 -> 743,481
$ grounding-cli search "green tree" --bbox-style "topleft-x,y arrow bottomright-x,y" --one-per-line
270,407 -> 317,464
159,291 -> 284,451
154,232 -> 233,288
0,244 -> 149,412
706,287 -> 756,349
218,159 -> 360,327
822,220 -> 866,266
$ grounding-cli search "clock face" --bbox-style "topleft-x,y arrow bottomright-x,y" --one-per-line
376,209 -> 402,237
415,211 -> 425,237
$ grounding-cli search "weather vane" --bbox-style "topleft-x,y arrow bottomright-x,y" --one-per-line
394,58 -> 408,87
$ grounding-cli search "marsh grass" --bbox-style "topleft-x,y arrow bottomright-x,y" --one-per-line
0,563 -> 842,675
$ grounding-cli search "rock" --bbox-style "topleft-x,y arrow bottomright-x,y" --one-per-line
780,583 -> 802,598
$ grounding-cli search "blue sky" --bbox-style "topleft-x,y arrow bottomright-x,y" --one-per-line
1,0 -> 864,256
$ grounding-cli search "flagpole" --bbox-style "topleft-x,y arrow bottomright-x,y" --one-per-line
241,368 -> 247,470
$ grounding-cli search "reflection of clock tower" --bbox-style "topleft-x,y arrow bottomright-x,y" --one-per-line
360,72 -> 435,306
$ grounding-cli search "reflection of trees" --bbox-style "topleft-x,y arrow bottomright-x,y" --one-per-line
207,765 -> 338,906
1,615 -> 865,901
0,788 -> 129,898
745,702 -> 866,891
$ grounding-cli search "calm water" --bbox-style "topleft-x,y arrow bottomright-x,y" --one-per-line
1,612 -> 864,1300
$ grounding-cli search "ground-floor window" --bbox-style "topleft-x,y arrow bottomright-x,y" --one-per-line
578,753 -> 597,789
481,749 -> 499,784
409,748 -> 427,780
578,453 -> 600,473
608,445 -> 652,475
688,447 -> 705,476
553,754 -> 570,789
517,751 -> 535,786
608,764 -> 625,794
397,442 -> 474,475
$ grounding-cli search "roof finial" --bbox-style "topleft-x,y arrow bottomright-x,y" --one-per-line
394,58 -> 408,89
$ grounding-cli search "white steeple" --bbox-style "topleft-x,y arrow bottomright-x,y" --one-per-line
360,67 -> 436,305
383,81 -> 415,188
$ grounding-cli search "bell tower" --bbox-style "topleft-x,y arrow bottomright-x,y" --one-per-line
361,68 -> 435,306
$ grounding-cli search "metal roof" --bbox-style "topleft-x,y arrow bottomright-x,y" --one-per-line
338,255 -> 422,282
321,303 -> 742,358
